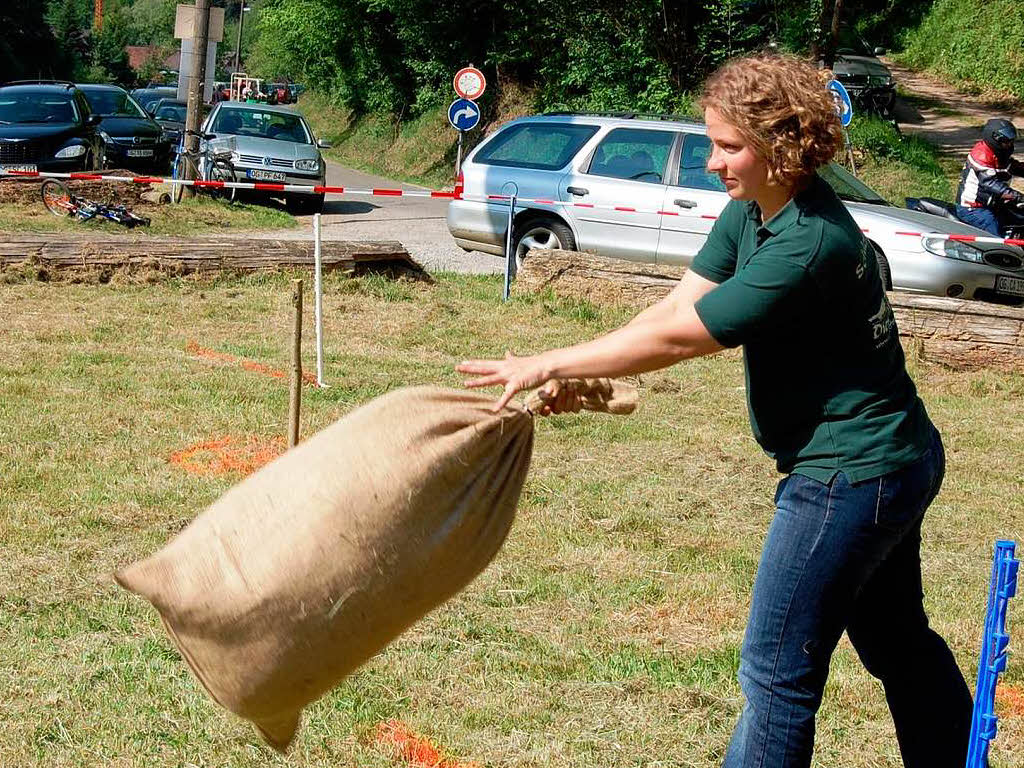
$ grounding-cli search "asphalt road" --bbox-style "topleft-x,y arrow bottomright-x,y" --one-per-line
258,159 -> 504,275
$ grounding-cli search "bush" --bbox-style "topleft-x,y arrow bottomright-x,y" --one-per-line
847,116 -> 956,202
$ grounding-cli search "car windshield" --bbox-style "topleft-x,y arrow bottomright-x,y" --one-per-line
211,108 -> 311,143
835,28 -> 874,56
83,89 -> 147,118
819,162 -> 890,205
0,93 -> 77,124
154,103 -> 186,122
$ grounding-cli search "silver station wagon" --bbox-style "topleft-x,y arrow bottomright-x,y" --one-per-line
201,102 -> 329,214
447,114 -> 1024,304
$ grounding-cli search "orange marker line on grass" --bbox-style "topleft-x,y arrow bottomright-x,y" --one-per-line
169,435 -> 285,476
997,683 -> 1024,718
375,719 -> 482,768
186,340 -> 317,385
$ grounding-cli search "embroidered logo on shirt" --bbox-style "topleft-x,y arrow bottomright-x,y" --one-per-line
868,294 -> 896,347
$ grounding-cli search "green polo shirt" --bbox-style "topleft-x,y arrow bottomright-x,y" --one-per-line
691,174 -> 932,483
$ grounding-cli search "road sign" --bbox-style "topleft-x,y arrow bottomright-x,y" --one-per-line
448,98 -> 481,131
827,79 -> 854,127
453,67 -> 486,100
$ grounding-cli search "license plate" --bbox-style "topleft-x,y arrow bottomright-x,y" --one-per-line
127,149 -> 154,157
0,164 -> 37,173
247,169 -> 286,182
996,275 -> 1024,297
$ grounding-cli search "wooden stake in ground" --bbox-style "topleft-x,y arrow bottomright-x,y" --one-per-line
288,279 -> 303,447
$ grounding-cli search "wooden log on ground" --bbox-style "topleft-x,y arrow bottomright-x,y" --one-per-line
0,235 -> 423,279
515,249 -> 1024,370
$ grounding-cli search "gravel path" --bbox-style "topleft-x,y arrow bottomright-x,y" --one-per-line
887,58 -> 1024,158
250,161 -> 505,275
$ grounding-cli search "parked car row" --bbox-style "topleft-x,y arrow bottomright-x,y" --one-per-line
0,79 -> 329,215
447,113 -> 1024,304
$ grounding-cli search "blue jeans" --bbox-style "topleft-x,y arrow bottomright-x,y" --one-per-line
956,205 -> 1000,235
723,428 -> 973,768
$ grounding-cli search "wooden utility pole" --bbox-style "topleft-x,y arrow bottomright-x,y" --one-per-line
181,0 -> 212,197
94,0 -> 103,31
288,280 -> 304,447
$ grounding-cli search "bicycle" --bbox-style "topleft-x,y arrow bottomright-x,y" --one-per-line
41,179 -> 151,228
172,130 -> 238,203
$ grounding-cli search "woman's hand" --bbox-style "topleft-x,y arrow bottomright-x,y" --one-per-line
456,352 -> 551,412
533,379 -> 583,416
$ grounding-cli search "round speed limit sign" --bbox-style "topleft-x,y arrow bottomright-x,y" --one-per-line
453,67 -> 486,100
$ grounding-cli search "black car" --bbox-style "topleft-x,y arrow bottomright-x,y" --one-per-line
0,81 -> 104,173
130,87 -> 178,115
150,98 -> 187,150
77,84 -> 172,171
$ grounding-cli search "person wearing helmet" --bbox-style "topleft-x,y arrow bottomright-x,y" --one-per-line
955,118 -> 1024,235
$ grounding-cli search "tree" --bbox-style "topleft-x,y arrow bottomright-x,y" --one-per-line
48,0 -> 94,78
1,0 -> 63,79
88,2 -> 137,85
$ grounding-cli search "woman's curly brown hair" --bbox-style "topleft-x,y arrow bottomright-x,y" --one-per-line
700,54 -> 844,188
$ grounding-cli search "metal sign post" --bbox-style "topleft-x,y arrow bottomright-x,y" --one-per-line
827,78 -> 856,176
313,212 -> 326,387
503,191 -> 517,302
448,98 -> 480,179
449,66 -> 484,183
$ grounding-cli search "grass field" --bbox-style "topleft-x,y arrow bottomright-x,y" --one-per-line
1,272 -> 1022,767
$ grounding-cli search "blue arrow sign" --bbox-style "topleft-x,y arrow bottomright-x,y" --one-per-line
827,79 -> 854,127
448,98 -> 480,131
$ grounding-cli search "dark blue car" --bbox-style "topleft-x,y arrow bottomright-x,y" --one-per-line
78,84 -> 173,172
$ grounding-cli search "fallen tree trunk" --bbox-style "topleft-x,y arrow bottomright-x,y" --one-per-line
0,235 -> 422,280
514,249 -> 1024,370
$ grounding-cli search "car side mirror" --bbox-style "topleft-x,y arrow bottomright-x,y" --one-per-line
317,139 -> 332,149
873,46 -> 887,56
86,114 -> 102,126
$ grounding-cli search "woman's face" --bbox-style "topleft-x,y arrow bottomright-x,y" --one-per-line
704,107 -> 771,202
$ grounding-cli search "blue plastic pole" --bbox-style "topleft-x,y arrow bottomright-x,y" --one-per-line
966,540 -> 1018,768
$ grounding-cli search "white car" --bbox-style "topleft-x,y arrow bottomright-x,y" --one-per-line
447,114 -> 1024,304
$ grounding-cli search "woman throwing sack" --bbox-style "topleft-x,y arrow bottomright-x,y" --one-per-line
457,54 -> 973,768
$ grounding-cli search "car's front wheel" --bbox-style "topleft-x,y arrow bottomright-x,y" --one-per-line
512,218 -> 576,272
873,244 -> 892,291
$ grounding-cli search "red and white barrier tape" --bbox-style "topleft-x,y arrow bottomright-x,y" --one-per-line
4,169 -> 1024,248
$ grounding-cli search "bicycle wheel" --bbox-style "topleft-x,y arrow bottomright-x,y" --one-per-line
41,179 -> 73,217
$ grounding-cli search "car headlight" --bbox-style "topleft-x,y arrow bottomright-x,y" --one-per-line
55,145 -> 87,159
294,158 -> 320,171
870,75 -> 893,87
230,151 -> 241,162
923,237 -> 985,263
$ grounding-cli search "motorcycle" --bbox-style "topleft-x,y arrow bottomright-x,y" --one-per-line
905,197 -> 1024,241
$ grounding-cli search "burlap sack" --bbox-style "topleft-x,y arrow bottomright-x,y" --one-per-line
115,381 -> 635,751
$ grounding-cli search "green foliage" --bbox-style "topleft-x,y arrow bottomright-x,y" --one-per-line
46,0 -> 93,78
248,0 -> 825,118
124,0 -> 178,48
900,0 -> 1024,101
847,116 -> 957,202
88,4 -> 138,86
1,0 -> 64,79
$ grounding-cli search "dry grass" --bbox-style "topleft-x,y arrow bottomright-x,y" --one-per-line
0,272 -> 1021,767
0,187 -> 296,237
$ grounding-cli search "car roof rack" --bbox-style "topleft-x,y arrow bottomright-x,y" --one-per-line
3,79 -> 76,88
543,111 -> 699,122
